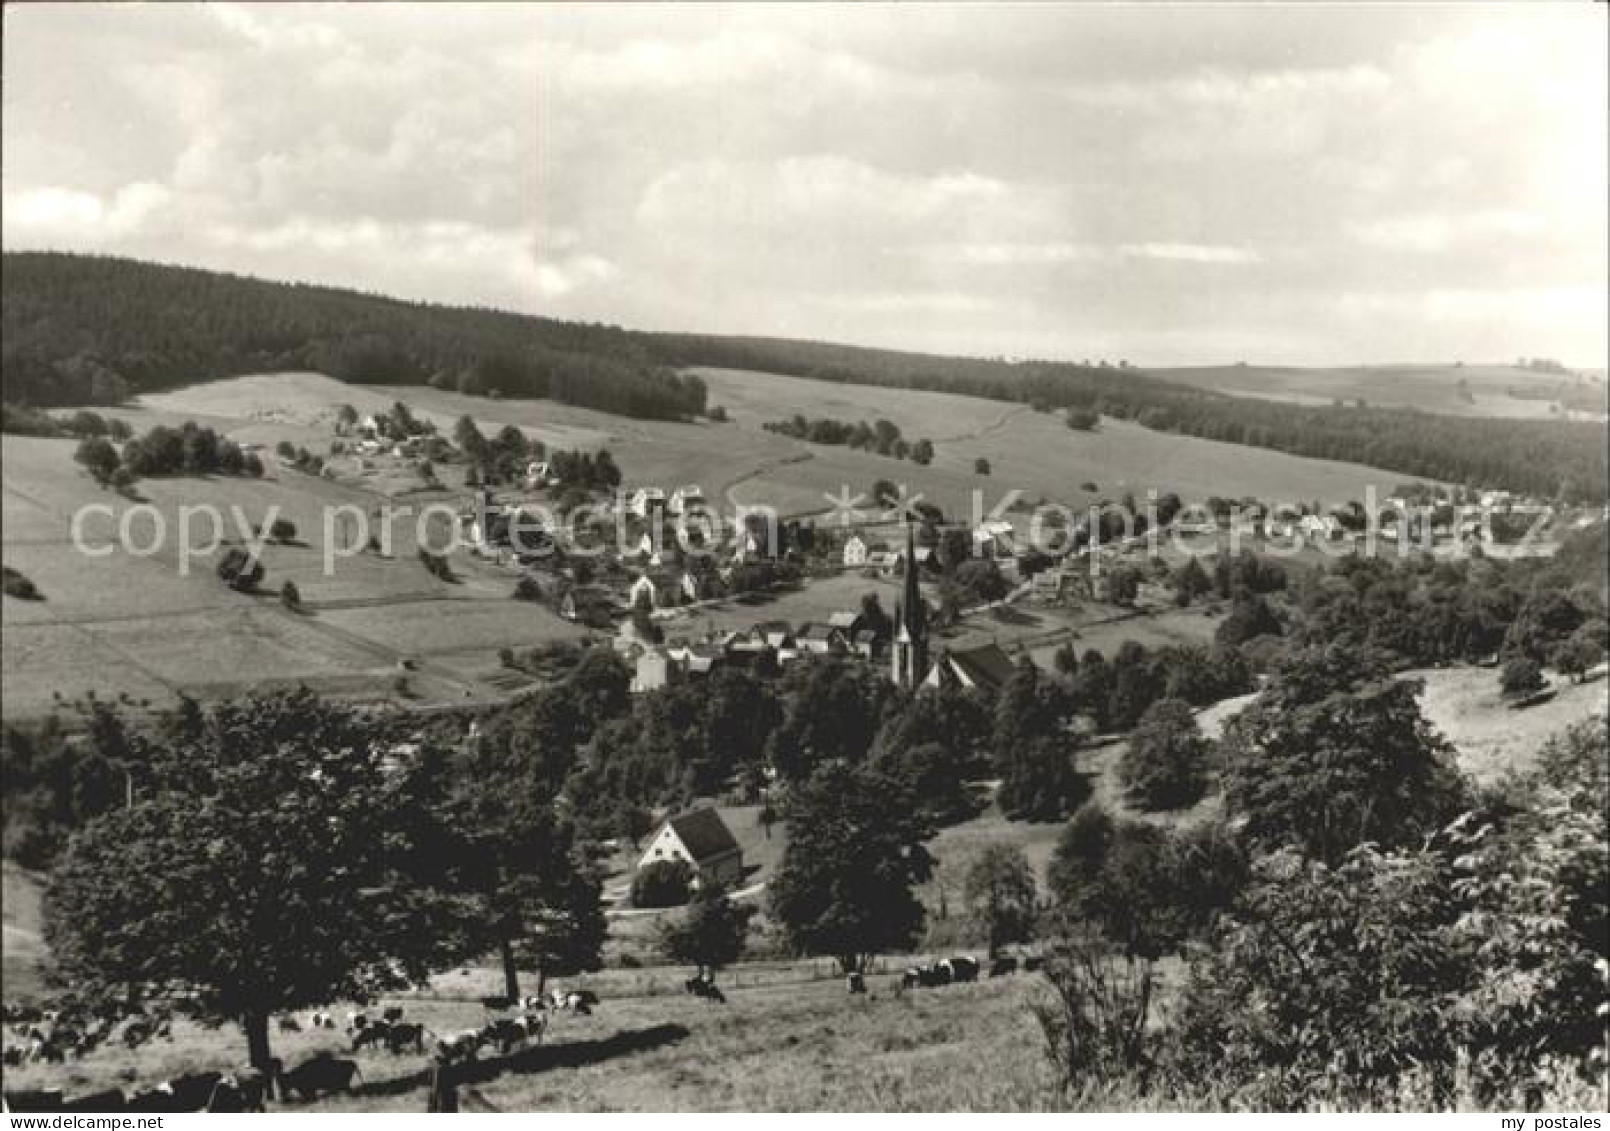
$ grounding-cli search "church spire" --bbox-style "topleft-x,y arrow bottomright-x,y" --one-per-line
892,521 -> 928,688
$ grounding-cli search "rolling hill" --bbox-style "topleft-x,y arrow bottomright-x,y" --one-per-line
4,253 -> 1606,502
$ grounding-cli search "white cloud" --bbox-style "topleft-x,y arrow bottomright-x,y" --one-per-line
1120,243 -> 1261,265
1,3 -> 1603,366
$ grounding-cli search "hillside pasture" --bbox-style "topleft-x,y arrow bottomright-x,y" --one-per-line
146,370 -> 1440,524
1,958 -> 1059,1112
0,432 -> 582,718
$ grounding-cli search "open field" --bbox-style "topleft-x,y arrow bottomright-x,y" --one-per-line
1154,363 -> 1608,422
1,952 -> 1063,1112
146,370 -> 1437,520
0,431 -> 582,719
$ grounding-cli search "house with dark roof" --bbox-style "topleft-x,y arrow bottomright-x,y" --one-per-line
921,641 -> 1017,695
637,808 -> 745,889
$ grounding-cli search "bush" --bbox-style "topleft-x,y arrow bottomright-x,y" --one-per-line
74,436 -> 121,486
265,518 -> 297,543
280,581 -> 301,612
1500,656 -> 1544,696
974,457 -> 991,475
216,548 -> 264,592
631,859 -> 694,908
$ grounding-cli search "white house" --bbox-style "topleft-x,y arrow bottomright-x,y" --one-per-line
631,649 -> 675,693
842,534 -> 869,567
637,808 -> 745,890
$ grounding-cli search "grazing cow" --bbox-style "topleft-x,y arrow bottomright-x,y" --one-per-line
167,1071 -> 225,1111
5,1089 -> 65,1111
434,1030 -> 482,1065
901,967 -> 924,990
386,1022 -> 426,1055
62,1088 -> 126,1112
279,1055 -> 361,1102
519,1013 -> 547,1046
519,995 -> 547,1012
989,956 -> 1018,978
478,1016 -> 539,1056
352,1023 -> 391,1053
948,957 -> 980,983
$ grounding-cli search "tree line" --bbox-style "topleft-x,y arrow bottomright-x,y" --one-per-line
1,252 -> 706,421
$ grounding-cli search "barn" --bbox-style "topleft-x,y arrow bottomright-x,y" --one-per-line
637,808 -> 745,890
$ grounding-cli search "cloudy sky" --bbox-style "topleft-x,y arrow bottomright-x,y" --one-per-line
3,2 -> 1605,366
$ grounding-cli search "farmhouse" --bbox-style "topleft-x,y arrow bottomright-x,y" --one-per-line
796,623 -> 847,656
638,808 -> 745,890
842,534 -> 868,567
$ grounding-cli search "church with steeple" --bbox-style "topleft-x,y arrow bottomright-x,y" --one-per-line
891,522 -> 929,689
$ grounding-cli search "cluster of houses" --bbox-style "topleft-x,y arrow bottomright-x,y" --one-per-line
617,525 -> 1019,697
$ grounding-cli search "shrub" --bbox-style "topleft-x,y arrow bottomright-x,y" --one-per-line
265,518 -> 297,543
280,581 -> 301,612
74,436 -> 121,486
216,548 -> 264,592
1035,934 -> 1157,1093
631,859 -> 694,908
1500,656 -> 1544,696
974,457 -> 991,475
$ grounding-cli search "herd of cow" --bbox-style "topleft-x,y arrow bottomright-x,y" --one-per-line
1,990 -> 601,1114
899,953 -> 1042,990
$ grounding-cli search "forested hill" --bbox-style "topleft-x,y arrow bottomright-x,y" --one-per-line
652,332 -> 1609,503
3,252 -> 1605,501
0,252 -> 706,421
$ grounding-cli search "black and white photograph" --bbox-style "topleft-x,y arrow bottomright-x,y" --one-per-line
1,0 -> 1606,1116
